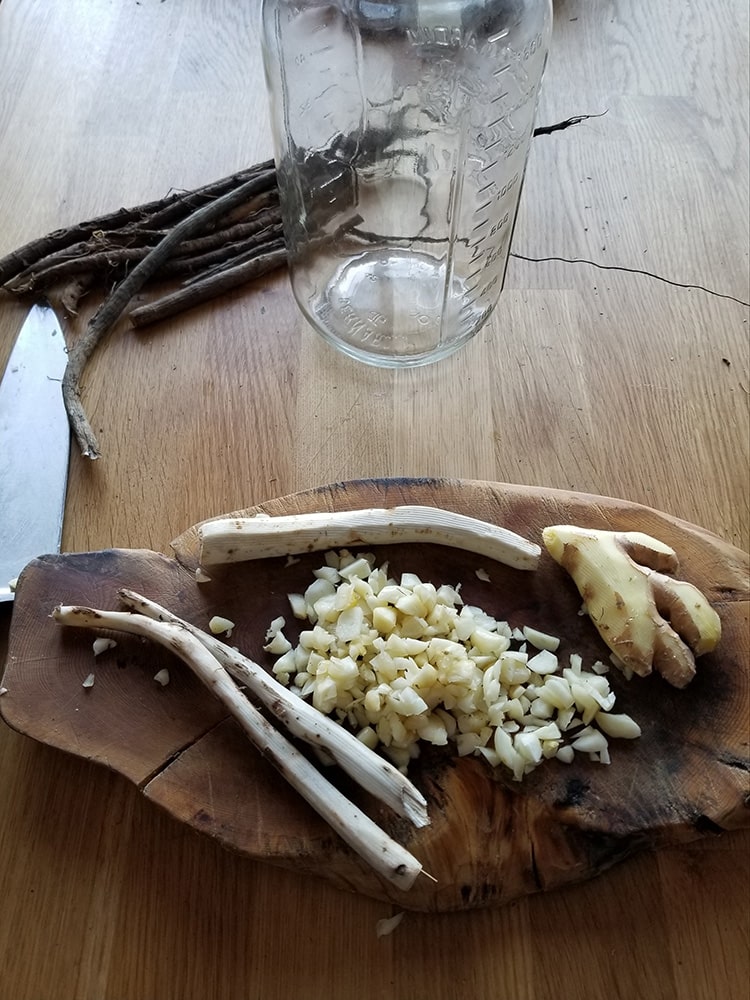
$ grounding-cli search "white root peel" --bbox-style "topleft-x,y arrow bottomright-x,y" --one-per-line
52,603 -> 425,891
197,506 -> 541,572
542,525 -> 722,688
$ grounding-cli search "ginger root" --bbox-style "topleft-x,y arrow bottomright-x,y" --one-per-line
542,525 -> 722,688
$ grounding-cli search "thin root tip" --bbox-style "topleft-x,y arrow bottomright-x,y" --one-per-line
406,808 -> 431,830
403,790 -> 430,829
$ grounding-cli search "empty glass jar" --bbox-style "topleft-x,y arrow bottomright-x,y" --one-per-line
261,0 -> 552,366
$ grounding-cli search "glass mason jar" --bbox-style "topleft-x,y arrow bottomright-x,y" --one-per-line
261,0 -> 552,367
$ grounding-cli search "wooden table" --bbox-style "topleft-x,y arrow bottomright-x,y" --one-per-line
1,2 -> 748,997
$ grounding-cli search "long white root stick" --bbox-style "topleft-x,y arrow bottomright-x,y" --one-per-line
52,604 -> 424,891
197,505 -> 541,572
118,587 -> 429,829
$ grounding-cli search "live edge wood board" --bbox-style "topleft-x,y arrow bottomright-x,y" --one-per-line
2,478 -> 748,912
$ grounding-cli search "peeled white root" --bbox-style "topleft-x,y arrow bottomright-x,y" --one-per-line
52,604 -> 424,892
197,506 -> 541,573
118,588 -> 429,830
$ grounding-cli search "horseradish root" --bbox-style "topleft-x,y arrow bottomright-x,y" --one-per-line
52,604 -> 425,891
542,526 -> 722,688
197,506 -> 541,574
118,588 -> 429,829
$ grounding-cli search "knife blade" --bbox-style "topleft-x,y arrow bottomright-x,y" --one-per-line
0,303 -> 70,602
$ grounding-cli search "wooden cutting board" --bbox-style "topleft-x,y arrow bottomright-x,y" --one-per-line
2,478 -> 748,912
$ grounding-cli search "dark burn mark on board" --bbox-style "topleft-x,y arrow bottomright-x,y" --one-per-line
554,777 -> 590,810
693,815 -> 726,835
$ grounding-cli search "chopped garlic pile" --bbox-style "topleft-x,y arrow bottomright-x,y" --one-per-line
266,551 -> 641,778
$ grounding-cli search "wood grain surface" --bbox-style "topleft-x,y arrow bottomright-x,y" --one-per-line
0,0 -> 748,998
3,479 -> 749,913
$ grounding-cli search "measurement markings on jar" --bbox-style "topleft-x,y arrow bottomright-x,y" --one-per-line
490,90 -> 510,105
467,252 -> 486,277
522,33 -> 545,59
478,271 -> 501,297
336,299 -> 392,345
483,137 -> 504,151
483,238 -> 508,269
469,232 -> 488,253
474,171 -> 520,204
469,236 -> 486,254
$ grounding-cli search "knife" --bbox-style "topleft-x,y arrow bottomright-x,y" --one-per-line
0,303 -> 70,602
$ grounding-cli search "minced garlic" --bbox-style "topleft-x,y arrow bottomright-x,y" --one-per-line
266,551 -> 641,778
